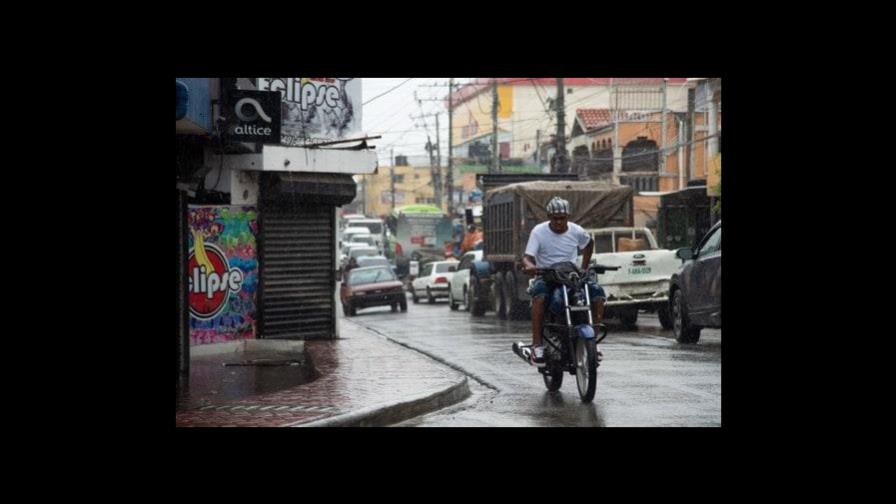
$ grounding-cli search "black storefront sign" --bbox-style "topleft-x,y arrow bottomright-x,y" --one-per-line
225,90 -> 281,144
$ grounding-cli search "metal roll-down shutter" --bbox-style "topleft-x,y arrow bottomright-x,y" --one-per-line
258,205 -> 336,339
259,206 -> 336,339
257,172 -> 356,340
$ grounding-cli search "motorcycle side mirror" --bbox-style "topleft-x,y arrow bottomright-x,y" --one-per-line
676,247 -> 694,260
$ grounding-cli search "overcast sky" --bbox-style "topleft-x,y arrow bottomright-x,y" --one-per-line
362,78 -> 474,166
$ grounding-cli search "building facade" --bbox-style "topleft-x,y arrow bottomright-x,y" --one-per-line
177,78 -> 377,357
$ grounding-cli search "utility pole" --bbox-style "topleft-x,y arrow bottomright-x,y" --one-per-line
390,148 -> 396,212
491,79 -> 499,174
535,129 -> 541,171
707,80 -> 719,160
660,78 -> 668,181
435,113 -> 442,209
686,84 -> 696,183
417,80 -> 462,213
447,78 -> 454,217
612,79 -> 621,184
554,78 -> 569,174
411,110 -> 443,210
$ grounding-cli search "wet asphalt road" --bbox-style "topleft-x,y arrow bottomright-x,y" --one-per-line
340,295 -> 721,427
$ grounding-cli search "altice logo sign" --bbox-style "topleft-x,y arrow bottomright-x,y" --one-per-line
226,90 -> 281,144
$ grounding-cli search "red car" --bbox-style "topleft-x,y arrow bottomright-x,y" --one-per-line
340,266 -> 407,316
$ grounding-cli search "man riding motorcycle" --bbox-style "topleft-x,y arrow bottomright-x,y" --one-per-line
518,197 -> 607,367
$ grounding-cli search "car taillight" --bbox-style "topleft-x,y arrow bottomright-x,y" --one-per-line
435,277 -> 448,284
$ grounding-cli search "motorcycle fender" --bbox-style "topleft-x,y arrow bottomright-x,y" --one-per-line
576,324 -> 596,340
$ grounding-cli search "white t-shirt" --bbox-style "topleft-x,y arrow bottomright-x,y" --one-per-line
525,222 -> 592,268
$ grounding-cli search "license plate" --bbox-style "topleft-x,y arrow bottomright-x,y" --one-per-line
629,266 -> 651,274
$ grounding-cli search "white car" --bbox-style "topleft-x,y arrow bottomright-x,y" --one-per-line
340,226 -> 371,249
448,250 -> 483,311
345,218 -> 386,254
341,244 -> 379,271
583,227 -> 681,328
410,260 -> 459,304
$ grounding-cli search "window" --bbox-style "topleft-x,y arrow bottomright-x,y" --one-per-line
421,264 -> 433,277
697,227 -> 722,255
348,267 -> 396,285
393,175 -> 404,183
435,263 -> 456,273
593,233 -> 613,253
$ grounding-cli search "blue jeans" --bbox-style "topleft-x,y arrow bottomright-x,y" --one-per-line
528,277 -> 606,311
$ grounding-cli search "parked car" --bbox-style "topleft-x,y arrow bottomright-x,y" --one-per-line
340,265 -> 407,316
448,250 -> 483,311
669,220 -> 721,343
410,260 -> 458,304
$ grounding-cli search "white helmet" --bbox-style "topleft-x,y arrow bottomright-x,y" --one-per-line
546,196 -> 570,215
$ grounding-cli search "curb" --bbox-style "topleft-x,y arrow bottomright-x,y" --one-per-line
357,324 -> 500,393
291,376 -> 470,427
189,340 -> 305,357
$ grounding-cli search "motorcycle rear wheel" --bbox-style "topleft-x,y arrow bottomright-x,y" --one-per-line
542,366 -> 563,391
575,338 -> 598,402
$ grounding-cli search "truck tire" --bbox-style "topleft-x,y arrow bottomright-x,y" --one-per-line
620,309 -> 638,329
673,289 -> 701,343
506,271 -> 530,321
493,272 -> 507,320
470,276 -> 487,316
657,303 -> 674,330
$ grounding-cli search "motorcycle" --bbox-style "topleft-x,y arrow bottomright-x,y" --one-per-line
513,262 -> 619,403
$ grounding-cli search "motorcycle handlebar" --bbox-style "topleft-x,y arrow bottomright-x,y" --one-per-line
535,264 -> 620,275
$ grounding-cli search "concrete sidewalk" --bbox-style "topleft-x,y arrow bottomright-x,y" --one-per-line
175,320 -> 470,427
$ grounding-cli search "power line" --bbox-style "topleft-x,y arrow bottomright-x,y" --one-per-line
362,78 -> 414,106
370,79 -> 695,159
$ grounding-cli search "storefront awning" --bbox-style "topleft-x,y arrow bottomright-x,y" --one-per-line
260,172 -> 357,207
222,145 -> 377,175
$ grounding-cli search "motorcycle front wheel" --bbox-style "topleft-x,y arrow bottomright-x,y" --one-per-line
575,338 -> 598,402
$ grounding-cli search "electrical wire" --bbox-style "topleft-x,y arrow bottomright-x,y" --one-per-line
362,78 -> 414,106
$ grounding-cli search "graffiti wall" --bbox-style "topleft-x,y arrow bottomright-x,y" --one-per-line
188,206 -> 258,345
256,78 -> 361,145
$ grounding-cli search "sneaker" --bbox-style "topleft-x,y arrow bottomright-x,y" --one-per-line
529,344 -> 546,367
512,342 -> 531,362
